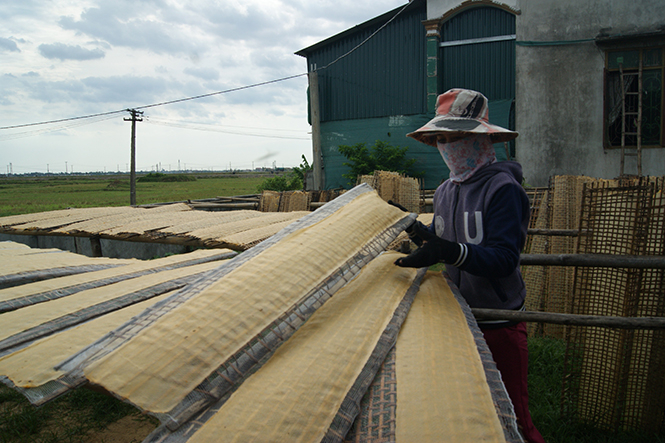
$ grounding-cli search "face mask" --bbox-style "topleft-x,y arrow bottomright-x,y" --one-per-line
436,134 -> 496,183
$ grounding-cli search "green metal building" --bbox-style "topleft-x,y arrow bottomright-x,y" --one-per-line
296,0 -> 518,190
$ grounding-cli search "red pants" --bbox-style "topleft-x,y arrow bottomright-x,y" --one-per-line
482,322 -> 545,443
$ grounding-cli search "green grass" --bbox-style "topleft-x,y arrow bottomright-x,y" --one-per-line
0,173 -> 270,217
528,335 -> 664,443
0,384 -> 158,443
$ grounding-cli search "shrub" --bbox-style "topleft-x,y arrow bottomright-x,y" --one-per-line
137,173 -> 195,183
337,140 -> 421,186
256,174 -> 302,192
256,155 -> 311,192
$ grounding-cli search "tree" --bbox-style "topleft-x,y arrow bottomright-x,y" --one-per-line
290,155 -> 312,184
337,140 -> 420,185
256,155 -> 312,192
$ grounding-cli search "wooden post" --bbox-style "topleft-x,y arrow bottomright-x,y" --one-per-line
308,71 -> 322,191
124,109 -> 143,206
89,235 -> 103,257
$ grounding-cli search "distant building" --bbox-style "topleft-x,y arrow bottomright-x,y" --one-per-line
297,0 -> 664,189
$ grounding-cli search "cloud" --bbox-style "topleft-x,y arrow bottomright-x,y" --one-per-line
0,0 -> 405,173
38,43 -> 105,60
58,1 -> 204,56
0,37 -> 20,52
183,67 -> 220,81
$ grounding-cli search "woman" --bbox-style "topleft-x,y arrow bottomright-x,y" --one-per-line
395,88 -> 545,443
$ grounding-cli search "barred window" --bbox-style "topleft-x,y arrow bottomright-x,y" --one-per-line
604,46 -> 663,148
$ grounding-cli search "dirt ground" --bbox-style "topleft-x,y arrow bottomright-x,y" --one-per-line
82,414 -> 158,443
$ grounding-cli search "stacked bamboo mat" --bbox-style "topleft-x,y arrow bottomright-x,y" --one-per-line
359,170 -> 421,213
0,184 -> 521,442
562,177 -> 665,433
0,203 -> 308,251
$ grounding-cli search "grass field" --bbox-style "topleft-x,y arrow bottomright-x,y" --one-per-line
1,174 -> 663,442
0,172 -> 270,217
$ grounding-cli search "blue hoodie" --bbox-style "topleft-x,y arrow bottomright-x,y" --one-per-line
430,161 -> 529,312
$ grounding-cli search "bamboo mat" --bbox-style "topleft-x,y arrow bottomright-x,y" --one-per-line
395,271 -> 505,442
0,260 -> 224,351
81,189 -> 408,415
0,249 -> 132,277
0,185 -> 521,441
0,290 -> 176,390
0,204 -> 308,251
146,252 -> 420,443
0,207 -> 136,230
0,248 -> 235,312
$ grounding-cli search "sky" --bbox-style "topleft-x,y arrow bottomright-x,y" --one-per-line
0,0 -> 406,174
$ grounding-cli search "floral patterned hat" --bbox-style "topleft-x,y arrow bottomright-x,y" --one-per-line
407,88 -> 518,147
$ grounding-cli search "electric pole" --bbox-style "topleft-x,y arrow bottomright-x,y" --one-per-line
124,109 -> 143,205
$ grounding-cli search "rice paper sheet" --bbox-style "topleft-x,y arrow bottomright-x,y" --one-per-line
146,251 -> 423,443
0,249 -> 235,312
77,185 -> 412,418
395,271 -> 506,443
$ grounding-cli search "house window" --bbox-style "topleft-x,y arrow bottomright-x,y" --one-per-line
605,46 -> 664,148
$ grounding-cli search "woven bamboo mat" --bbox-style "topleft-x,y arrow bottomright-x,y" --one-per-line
344,271 -> 521,443
394,271 -> 506,442
0,249 -> 130,277
212,216 -> 308,249
5,207 -> 137,233
187,211 -> 307,245
143,252 -> 422,443
0,289 -> 177,390
359,171 -> 421,213
0,261 -> 223,353
154,210 -> 264,235
0,248 -> 235,312
0,242 -> 31,250
0,204 -> 309,251
0,207 -> 135,230
78,188 -> 409,417
563,178 -> 665,432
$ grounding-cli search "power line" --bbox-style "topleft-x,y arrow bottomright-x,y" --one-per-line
0,114 -> 119,140
144,118 -> 310,140
0,109 -> 126,131
316,2 -> 411,71
136,73 -> 307,111
0,74 -> 307,131
0,4 -> 407,132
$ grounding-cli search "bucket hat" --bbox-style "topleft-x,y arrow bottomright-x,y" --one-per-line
407,89 -> 518,147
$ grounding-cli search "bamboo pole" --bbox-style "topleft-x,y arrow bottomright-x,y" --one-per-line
471,309 -> 665,330
520,253 -> 665,269
527,228 -> 581,236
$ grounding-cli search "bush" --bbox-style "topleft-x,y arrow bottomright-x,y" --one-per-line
256,155 -> 311,192
337,140 -> 421,185
256,174 -> 302,192
137,173 -> 195,183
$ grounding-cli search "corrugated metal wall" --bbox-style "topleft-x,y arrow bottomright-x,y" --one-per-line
439,7 -> 516,101
305,3 -> 427,122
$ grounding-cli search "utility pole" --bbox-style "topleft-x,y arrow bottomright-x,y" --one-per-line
124,109 -> 143,206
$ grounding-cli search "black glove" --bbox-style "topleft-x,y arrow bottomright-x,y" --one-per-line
394,222 -> 462,268
387,200 -> 424,247
387,200 -> 408,212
